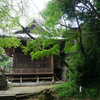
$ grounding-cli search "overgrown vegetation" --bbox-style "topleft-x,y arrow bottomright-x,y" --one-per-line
41,0 -> 100,99
54,81 -> 100,99
0,0 -> 100,98
0,47 -> 12,71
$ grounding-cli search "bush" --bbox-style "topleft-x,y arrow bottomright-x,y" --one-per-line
54,81 -> 98,99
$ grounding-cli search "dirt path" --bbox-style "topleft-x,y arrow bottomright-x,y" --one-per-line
0,85 -> 55,96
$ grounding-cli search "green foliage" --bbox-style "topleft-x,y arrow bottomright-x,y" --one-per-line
22,39 -> 60,59
42,39 -> 60,47
42,0 -> 100,99
54,81 -> 78,99
21,40 -> 41,55
94,0 -> 100,10
0,37 -> 21,48
0,0 -> 21,32
54,81 -> 99,99
42,0 -> 62,28
64,40 -> 79,54
30,25 -> 52,37
0,0 -> 100,98
0,47 -> 12,70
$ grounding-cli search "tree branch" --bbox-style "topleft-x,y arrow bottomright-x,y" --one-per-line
57,55 -> 74,72
57,55 -> 69,68
86,0 -> 100,20
19,23 -> 35,40
60,23 -> 71,29
76,5 -> 91,12
75,15 -> 87,61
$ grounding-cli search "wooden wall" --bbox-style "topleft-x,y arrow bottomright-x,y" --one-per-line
12,53 -> 54,74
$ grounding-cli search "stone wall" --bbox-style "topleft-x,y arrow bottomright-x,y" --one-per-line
61,66 -> 68,81
0,74 -> 7,90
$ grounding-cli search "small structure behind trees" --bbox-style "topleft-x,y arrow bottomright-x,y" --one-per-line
3,20 -> 68,84
4,41 -> 67,84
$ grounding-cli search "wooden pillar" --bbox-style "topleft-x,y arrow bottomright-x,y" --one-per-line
37,75 -> 39,83
52,75 -> 54,83
20,76 -> 22,85
12,54 -> 15,74
51,55 -> 54,73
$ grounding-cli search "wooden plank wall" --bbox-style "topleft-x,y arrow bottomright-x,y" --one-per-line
12,53 -> 54,74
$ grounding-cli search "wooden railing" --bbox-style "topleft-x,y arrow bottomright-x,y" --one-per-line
7,68 -> 53,74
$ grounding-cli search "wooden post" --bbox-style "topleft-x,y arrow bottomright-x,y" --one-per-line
13,54 -> 15,73
52,75 -> 54,83
51,55 -> 54,73
37,75 -> 39,83
20,76 -> 22,85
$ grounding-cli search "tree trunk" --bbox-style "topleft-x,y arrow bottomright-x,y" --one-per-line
75,15 -> 87,61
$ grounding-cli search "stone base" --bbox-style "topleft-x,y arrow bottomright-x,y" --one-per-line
61,67 -> 68,81
0,74 -> 7,90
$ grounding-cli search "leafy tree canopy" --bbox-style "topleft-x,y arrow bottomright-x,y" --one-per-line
41,0 -> 100,88
1,0 -> 100,90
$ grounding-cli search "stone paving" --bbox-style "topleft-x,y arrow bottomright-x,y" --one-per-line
0,82 -> 56,96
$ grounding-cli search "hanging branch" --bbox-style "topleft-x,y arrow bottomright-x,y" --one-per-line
75,15 -> 87,61
60,23 -> 71,29
86,0 -> 100,20
31,0 -> 41,14
19,23 -> 35,40
57,55 -> 74,72
57,55 -> 69,68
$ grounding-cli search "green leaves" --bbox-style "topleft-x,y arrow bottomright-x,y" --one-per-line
0,0 -> 17,30
30,44 -> 60,59
0,37 -> 21,48
42,39 -> 60,47
0,47 -> 12,69
21,38 -> 60,59
42,0 -> 62,27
